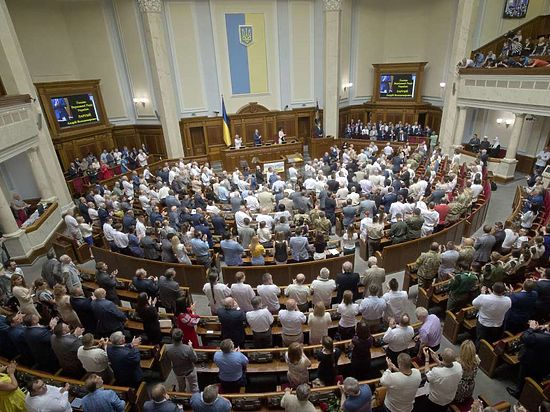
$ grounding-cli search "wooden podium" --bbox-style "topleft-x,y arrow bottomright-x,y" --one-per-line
219,140 -> 302,171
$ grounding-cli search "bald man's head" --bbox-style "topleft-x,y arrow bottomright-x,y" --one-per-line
441,348 -> 456,366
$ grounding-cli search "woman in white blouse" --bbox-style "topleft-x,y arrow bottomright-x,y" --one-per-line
337,290 -> 359,339
307,302 -> 332,344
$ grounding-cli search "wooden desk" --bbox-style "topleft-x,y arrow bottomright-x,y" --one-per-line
220,140 -> 302,171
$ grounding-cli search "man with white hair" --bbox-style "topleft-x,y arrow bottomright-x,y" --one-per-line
279,299 -> 306,346
310,268 -> 336,308
338,376 -> 372,412
59,255 -> 82,293
107,331 -> 143,388
281,383 -> 316,412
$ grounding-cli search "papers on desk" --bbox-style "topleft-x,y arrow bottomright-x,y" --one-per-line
121,300 -> 132,309
158,307 -> 167,314
159,319 -> 172,328
71,398 -> 83,409
328,249 -> 340,256
206,330 -> 214,334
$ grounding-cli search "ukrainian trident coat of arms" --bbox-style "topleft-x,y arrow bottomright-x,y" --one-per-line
238,25 -> 254,46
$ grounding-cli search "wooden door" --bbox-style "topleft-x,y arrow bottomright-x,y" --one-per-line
297,116 -> 311,139
190,127 -> 206,155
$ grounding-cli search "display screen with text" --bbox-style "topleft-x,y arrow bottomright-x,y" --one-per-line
51,94 -> 100,128
379,74 -> 416,98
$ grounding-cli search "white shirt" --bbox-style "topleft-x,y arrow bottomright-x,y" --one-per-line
279,309 -> 306,335
112,230 -> 129,248
383,325 -> 414,352
202,283 -> 231,312
536,150 -> 550,167
389,202 -> 405,222
310,278 -> 336,307
285,283 -> 310,306
235,210 -> 252,230
158,185 -> 170,200
337,303 -> 359,328
472,293 -> 511,327
257,284 -> 281,312
471,184 -> 483,199
246,308 -> 273,333
230,283 -> 256,312
77,346 -> 110,372
103,222 -> 115,241
245,195 -> 260,211
135,220 -> 146,240
382,290 -> 408,321
380,368 -> 422,412
256,214 -> 274,230
501,228 -> 518,250
308,312 -> 332,342
426,362 -> 463,406
25,385 -> 72,412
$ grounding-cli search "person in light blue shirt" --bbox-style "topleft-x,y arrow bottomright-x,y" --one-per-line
190,231 -> 212,267
81,374 -> 125,412
213,339 -> 249,393
289,228 -> 311,261
190,384 -> 231,412
217,185 -> 229,203
220,234 -> 244,266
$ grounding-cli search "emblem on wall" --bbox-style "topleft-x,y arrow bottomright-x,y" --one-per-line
238,25 -> 254,46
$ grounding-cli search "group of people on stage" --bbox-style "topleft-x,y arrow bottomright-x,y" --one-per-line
233,128 -> 287,149
343,120 -> 434,142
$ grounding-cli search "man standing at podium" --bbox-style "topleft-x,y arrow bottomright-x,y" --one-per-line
234,134 -> 242,149
253,129 -> 262,146
278,128 -> 286,144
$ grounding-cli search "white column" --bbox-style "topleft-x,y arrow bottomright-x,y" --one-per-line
453,106 -> 468,146
0,0 -> 73,211
323,0 -> 341,139
138,0 -> 184,158
27,146 -> 56,203
0,182 -> 22,237
505,113 -> 525,161
439,0 -> 475,155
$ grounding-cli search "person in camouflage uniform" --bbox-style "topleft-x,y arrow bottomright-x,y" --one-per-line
415,242 -> 441,289
446,262 -> 480,312
405,208 -> 424,240
480,252 -> 506,288
314,211 -> 332,239
457,238 -> 475,268
445,197 -> 469,225
390,213 -> 408,244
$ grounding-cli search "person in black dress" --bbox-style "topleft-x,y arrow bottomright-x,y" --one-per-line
350,320 -> 373,380
136,292 -> 162,345
315,336 -> 341,385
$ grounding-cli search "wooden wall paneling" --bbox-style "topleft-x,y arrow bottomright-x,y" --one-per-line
297,115 -> 311,139
189,126 -> 207,155
136,125 -> 166,156
112,125 -> 140,150
516,154 -> 536,174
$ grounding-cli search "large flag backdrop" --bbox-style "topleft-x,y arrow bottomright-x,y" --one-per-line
225,13 -> 268,95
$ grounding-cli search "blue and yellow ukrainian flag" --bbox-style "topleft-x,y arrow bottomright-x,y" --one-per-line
225,13 -> 268,95
221,96 -> 231,147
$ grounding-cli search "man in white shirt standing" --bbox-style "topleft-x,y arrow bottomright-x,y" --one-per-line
257,273 -> 281,314
25,379 -> 72,412
230,272 -> 255,312
383,314 -> 414,364
535,145 -> 550,173
420,347 -> 463,411
77,333 -> 113,382
279,299 -> 306,346
246,296 -> 274,348
382,278 -> 408,323
285,273 -> 310,312
472,282 -> 511,349
380,353 -> 422,412
310,268 -> 336,308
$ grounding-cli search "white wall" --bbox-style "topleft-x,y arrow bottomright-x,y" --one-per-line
352,0 -> 456,104
0,152 -> 39,200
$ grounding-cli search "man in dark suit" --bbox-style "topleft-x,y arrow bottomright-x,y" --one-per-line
507,320 -> 550,398
5,313 -> 33,365
144,384 -> 181,412
211,213 -> 227,237
217,297 -> 246,348
23,314 -> 59,372
505,279 -> 538,334
141,229 -> 161,260
122,210 -> 137,232
71,287 -> 97,334
535,268 -> 550,322
95,262 -> 120,305
382,187 -> 397,213
158,268 -> 181,313
91,288 -> 127,338
51,321 -> 85,378
107,331 -> 143,388
41,251 -> 61,288
335,262 -> 360,302
132,268 -> 159,297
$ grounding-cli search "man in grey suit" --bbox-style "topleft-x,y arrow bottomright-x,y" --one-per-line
165,329 -> 198,393
51,321 -> 85,378
158,268 -> 181,313
359,195 -> 377,219
292,191 -> 312,213
41,251 -> 61,288
473,225 -> 496,265
141,229 -> 161,260
342,199 -> 358,228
